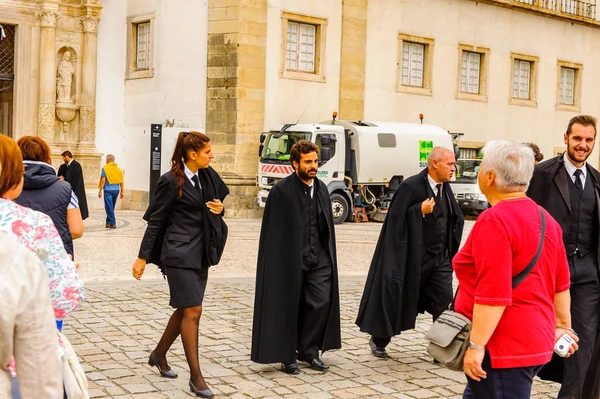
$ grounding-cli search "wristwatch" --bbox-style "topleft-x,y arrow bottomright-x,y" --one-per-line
468,340 -> 485,350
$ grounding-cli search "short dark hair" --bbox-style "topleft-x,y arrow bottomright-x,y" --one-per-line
61,150 -> 73,158
525,143 -> 543,162
289,140 -> 319,168
566,115 -> 597,137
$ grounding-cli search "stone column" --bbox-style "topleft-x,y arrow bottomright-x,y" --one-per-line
36,9 -> 59,143
339,0 -> 368,120
79,15 -> 99,147
206,0 -> 268,218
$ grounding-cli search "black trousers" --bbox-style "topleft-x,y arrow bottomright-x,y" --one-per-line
296,251 -> 332,361
464,351 -> 543,399
558,253 -> 600,399
373,250 -> 453,349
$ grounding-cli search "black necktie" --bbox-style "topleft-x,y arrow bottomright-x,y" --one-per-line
436,184 -> 442,203
574,169 -> 583,194
191,175 -> 202,195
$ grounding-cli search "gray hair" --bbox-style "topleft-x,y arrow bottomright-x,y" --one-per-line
106,154 -> 115,162
480,141 -> 534,192
427,146 -> 454,166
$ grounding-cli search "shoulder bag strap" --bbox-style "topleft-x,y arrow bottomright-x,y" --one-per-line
450,207 -> 546,310
512,207 -> 546,289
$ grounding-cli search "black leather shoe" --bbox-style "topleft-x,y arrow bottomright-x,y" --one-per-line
148,353 -> 178,379
282,362 -> 301,375
369,338 -> 389,358
189,380 -> 214,398
305,358 -> 329,372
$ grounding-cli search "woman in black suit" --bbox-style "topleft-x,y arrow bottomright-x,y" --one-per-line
132,131 -> 229,398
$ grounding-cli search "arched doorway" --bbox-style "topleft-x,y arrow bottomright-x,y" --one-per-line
0,24 -> 15,137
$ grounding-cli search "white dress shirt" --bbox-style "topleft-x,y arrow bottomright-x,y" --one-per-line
427,174 -> 442,198
563,153 -> 587,187
184,164 -> 202,189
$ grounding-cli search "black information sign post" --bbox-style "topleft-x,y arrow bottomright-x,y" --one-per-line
150,124 -> 162,199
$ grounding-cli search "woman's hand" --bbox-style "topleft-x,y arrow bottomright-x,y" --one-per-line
206,199 -> 224,215
463,347 -> 487,381
132,258 -> 147,280
556,327 -> 579,358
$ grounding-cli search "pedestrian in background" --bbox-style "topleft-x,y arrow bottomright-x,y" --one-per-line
98,154 -> 124,229
455,141 -> 575,398
132,131 -> 229,399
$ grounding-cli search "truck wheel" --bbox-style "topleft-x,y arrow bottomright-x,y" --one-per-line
330,193 -> 349,225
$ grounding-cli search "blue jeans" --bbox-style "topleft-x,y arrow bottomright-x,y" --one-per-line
463,351 -> 543,399
104,190 -> 119,226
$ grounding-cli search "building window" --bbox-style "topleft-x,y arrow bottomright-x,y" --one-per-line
456,44 -> 490,102
286,22 -> 316,73
126,13 -> 155,79
461,52 -> 481,94
135,22 -> 150,70
510,53 -> 538,107
281,12 -> 327,82
559,67 -> 575,105
556,60 -> 582,111
396,34 -> 434,96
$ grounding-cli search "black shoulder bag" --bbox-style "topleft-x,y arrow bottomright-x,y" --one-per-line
425,208 -> 546,371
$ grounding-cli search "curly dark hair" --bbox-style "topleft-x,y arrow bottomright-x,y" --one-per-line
289,140 -> 319,168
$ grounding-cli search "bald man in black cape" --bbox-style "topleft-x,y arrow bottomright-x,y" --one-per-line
356,146 -> 464,357
251,140 -> 341,375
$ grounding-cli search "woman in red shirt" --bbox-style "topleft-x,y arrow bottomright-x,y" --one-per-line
453,141 -> 577,398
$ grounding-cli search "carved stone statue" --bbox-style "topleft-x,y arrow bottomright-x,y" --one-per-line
56,51 -> 74,103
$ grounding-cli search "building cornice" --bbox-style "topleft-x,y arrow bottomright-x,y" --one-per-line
471,0 -> 600,28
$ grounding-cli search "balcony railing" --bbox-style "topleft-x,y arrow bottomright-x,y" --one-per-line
514,0 -> 597,19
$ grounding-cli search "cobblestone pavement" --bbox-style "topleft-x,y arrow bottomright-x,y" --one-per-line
64,211 -> 560,398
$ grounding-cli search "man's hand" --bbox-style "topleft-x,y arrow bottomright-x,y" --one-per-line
59,176 -> 65,180
421,197 -> 436,215
132,258 -> 147,280
120,192 -> 124,200
98,191 -> 102,198
463,347 -> 487,381
207,199 -> 224,215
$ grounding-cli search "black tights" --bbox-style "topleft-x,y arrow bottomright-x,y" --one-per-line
152,306 -> 207,389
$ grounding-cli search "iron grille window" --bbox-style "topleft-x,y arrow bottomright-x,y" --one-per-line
0,24 -> 15,137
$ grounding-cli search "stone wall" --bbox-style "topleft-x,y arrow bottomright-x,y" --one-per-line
206,0 -> 268,218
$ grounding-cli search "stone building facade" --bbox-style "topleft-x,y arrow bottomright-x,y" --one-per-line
0,0 -> 102,184
3,0 -> 600,216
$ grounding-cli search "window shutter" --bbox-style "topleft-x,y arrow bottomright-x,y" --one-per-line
299,24 -> 315,72
286,22 -> 299,70
136,22 -> 149,70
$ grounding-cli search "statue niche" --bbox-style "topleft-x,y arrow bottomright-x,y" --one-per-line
55,48 -> 79,141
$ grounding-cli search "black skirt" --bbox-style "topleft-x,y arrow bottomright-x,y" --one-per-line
164,265 -> 209,308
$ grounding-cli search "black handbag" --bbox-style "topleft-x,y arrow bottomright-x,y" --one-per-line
425,208 -> 546,371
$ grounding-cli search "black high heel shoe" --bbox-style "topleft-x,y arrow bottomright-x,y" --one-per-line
189,380 -> 214,398
148,353 -> 178,379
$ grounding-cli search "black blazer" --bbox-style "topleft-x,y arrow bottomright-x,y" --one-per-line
138,168 -> 229,270
527,154 -> 600,269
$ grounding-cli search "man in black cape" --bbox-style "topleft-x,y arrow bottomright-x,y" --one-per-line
356,146 -> 464,357
251,140 -> 341,375
527,115 -> 600,399
58,150 -> 89,219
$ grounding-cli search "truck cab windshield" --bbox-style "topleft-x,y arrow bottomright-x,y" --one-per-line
261,131 -> 311,162
455,159 -> 482,184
